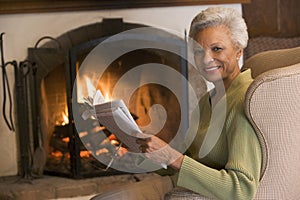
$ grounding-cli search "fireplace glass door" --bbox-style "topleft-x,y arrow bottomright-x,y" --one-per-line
27,28 -> 189,178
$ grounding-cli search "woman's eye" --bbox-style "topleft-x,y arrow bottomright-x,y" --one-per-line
212,47 -> 222,52
194,49 -> 204,56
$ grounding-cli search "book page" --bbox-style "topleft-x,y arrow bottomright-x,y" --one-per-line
94,99 -> 148,153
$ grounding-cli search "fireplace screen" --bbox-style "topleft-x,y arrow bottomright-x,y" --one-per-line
27,26 -> 189,178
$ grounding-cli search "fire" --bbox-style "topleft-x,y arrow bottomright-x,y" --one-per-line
103,91 -> 111,102
61,109 -> 69,126
101,72 -> 112,101
85,76 -> 95,98
55,106 -> 69,126
77,74 -> 113,103
76,73 -> 96,103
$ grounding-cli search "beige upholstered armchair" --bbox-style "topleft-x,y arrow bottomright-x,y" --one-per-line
166,46 -> 300,199
242,46 -> 300,199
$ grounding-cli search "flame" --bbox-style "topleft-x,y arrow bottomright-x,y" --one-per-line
55,106 -> 69,126
103,90 -> 111,101
85,76 -> 95,98
76,67 -> 96,103
103,72 -> 112,101
61,106 -> 69,126
83,74 -> 113,102
78,74 -> 113,102
76,63 -> 117,103
99,82 -> 112,102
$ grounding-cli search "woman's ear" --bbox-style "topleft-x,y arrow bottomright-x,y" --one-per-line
236,48 -> 243,60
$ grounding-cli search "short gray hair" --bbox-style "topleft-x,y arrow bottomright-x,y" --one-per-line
189,7 -> 248,49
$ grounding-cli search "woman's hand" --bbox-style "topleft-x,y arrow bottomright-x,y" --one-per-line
136,135 -> 184,170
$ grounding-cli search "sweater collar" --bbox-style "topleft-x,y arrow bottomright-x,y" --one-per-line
226,69 -> 252,92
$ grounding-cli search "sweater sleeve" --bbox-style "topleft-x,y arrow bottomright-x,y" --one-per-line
176,97 -> 262,200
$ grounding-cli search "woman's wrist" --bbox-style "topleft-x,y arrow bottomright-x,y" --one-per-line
169,154 -> 184,171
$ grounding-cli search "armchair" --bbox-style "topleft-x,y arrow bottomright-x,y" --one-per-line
243,46 -> 300,199
166,46 -> 300,199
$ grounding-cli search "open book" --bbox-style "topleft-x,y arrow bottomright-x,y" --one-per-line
81,90 -> 168,169
92,90 -> 148,153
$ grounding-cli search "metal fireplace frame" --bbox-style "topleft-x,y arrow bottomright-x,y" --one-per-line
23,19 -> 189,179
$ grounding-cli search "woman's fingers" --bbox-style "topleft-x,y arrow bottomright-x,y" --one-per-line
136,137 -> 148,145
136,135 -> 183,167
136,136 -> 168,153
136,137 -> 149,153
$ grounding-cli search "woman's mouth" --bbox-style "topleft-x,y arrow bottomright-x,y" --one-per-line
204,66 -> 221,72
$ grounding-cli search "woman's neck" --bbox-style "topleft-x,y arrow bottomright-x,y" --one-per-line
211,68 -> 241,105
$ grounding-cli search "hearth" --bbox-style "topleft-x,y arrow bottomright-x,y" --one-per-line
19,18 -> 188,179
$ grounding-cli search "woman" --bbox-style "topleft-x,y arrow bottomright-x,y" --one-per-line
137,6 -> 262,200
92,7 -> 262,200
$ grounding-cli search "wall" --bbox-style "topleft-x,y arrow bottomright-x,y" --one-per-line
0,4 -> 241,177
242,0 -> 300,37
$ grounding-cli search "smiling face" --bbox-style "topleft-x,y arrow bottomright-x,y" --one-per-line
193,25 -> 242,89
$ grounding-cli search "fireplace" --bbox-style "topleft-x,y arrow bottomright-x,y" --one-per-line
21,18 -> 189,179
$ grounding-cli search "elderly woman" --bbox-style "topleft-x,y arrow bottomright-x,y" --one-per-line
137,6 -> 262,199
92,6 -> 262,200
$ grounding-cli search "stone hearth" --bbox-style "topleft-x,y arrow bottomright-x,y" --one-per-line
0,173 -> 159,200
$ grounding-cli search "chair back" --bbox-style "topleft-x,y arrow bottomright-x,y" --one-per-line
242,46 -> 300,78
244,60 -> 300,199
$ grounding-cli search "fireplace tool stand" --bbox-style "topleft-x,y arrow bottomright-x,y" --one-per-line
1,32 -> 38,182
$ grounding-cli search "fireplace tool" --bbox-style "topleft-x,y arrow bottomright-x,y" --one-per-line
0,32 -> 15,132
31,62 -> 46,177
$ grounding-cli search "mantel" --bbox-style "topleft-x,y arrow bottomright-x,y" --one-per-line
0,0 -> 250,15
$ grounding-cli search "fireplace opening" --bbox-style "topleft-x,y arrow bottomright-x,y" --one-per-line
23,18 -> 188,178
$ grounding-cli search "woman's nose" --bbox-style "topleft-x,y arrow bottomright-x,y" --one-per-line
203,51 -> 214,64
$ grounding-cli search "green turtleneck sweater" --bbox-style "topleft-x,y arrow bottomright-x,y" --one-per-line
176,69 -> 262,200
